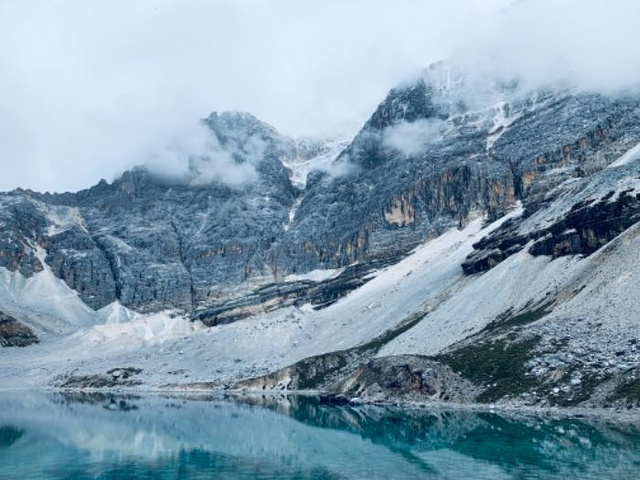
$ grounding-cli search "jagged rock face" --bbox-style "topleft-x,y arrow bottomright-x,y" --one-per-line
528,190 -> 640,257
0,112 -> 297,311
1,67 -> 640,316
463,160 -> 640,274
0,197 -> 46,276
276,73 -> 640,276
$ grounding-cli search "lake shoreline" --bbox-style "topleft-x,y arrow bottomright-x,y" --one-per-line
1,384 -> 638,425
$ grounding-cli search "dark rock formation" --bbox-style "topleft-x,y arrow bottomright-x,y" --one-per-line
463,187 -> 640,274
0,311 -> 38,347
0,112 -> 298,312
529,190 -> 640,257
193,253 -> 402,326
0,197 -> 46,277
335,355 -> 477,403
59,367 -> 143,389
462,217 -> 528,274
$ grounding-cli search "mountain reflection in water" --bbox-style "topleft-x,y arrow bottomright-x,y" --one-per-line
0,393 -> 638,480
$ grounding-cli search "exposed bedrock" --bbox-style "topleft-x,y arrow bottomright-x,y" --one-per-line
528,189 -> 640,257
193,253 -> 402,326
0,311 -> 38,347
334,356 -> 479,404
463,188 -> 640,274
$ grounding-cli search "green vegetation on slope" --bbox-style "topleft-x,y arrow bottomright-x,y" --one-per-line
438,336 -> 541,403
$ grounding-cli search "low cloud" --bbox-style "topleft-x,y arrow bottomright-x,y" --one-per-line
382,119 -> 442,157
1,1 -> 640,192
145,123 -> 259,188
315,159 -> 360,180
452,0 -> 640,95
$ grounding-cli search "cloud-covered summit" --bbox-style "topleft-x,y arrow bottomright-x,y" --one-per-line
1,0 -> 639,192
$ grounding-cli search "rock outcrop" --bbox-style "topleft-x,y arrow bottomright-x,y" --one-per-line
334,355 -> 478,404
0,311 -> 38,347
463,163 -> 640,274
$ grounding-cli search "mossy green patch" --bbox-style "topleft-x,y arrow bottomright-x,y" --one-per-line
438,336 -> 540,403
609,377 -> 640,402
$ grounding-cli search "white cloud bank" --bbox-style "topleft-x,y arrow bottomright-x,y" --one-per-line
382,120 -> 443,157
144,123 -> 259,188
1,0 -> 639,192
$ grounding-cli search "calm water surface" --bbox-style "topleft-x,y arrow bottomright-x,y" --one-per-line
0,393 -> 638,479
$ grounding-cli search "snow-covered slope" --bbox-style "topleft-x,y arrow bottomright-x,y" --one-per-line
282,137 -> 351,190
0,249 -> 96,337
230,153 -> 640,407
0,207 -> 517,389
382,158 -> 640,357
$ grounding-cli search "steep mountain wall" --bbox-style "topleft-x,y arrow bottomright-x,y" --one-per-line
1,67 -> 640,325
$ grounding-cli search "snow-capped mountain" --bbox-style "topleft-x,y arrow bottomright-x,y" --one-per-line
1,64 -> 639,409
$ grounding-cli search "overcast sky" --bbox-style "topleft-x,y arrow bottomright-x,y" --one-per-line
1,0 -> 639,193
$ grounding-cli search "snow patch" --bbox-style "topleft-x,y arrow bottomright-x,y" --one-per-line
486,101 -> 522,151
283,267 -> 344,283
0,249 -> 96,335
282,137 -> 350,231
71,311 -> 205,350
95,302 -> 137,325
282,139 -> 349,190
283,197 -> 302,231
608,142 -> 640,168
45,206 -> 88,236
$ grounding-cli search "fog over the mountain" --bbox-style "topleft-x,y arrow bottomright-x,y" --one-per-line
1,0 -> 639,193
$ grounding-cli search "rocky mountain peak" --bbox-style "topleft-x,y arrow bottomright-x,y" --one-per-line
366,78 -> 440,131
204,111 -> 282,146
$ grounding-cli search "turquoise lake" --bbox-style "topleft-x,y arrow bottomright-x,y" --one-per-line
0,393 -> 638,479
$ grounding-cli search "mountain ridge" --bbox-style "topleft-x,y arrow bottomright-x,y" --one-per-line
1,65 -> 639,409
